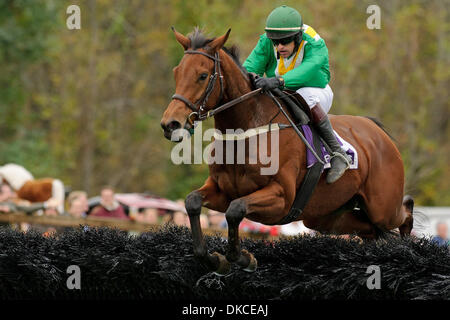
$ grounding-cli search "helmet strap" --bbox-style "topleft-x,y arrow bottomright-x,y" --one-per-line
287,31 -> 302,59
293,31 -> 302,50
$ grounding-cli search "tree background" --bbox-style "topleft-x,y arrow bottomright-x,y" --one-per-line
0,0 -> 448,205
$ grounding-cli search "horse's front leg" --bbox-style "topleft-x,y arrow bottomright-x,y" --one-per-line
225,182 -> 286,272
185,176 -> 230,274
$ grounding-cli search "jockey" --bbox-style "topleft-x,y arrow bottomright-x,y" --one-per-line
243,5 -> 350,184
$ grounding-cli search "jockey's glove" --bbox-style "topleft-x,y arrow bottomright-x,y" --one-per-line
255,76 -> 284,91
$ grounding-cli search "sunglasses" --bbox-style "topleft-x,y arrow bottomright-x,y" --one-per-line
272,36 -> 295,46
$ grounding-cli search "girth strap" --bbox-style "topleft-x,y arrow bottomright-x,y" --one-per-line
276,126 -> 325,225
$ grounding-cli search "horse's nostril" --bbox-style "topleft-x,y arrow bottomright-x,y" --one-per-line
166,120 -> 181,131
160,122 -> 167,131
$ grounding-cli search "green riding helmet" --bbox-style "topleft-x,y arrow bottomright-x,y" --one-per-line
265,5 -> 303,40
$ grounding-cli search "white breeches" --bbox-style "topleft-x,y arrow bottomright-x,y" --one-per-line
296,84 -> 334,114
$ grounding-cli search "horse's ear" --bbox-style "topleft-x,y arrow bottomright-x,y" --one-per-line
172,26 -> 190,50
208,28 -> 231,53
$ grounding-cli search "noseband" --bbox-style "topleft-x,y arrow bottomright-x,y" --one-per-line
171,50 -> 224,124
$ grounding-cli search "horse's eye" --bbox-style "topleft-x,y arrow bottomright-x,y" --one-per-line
199,73 -> 208,81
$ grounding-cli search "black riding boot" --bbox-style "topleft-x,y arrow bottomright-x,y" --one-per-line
311,103 -> 350,184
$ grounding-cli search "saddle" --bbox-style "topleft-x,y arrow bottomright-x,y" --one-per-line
248,73 -> 312,124
280,89 -> 313,123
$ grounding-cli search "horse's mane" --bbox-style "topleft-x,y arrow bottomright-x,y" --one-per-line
187,27 -> 249,78
187,27 -> 214,49
222,45 -> 249,77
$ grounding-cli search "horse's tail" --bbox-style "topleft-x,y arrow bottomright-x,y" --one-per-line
378,195 -> 429,238
410,209 -> 430,237
365,116 -> 396,142
398,194 -> 431,238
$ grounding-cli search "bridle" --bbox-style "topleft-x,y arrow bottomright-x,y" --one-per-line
171,50 -> 224,125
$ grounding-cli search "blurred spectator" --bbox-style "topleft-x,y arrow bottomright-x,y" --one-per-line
136,208 -> 160,225
199,213 -> 209,229
175,199 -> 186,210
0,204 -> 8,213
162,211 -> 173,224
44,205 -> 59,217
67,190 -> 89,215
68,198 -> 87,218
280,221 -> 312,236
0,184 -> 14,213
0,192 -> 61,215
173,210 -> 188,227
89,186 -> 129,220
207,209 -> 227,229
0,183 -> 16,202
431,222 -> 450,247
0,163 -> 65,214
24,198 -> 64,236
40,205 -> 60,235
1,181 -> 63,216
1,180 -> 61,236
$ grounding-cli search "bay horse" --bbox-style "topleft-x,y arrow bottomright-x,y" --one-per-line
160,28 -> 413,274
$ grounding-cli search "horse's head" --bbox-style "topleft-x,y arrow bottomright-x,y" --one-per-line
161,27 -> 231,141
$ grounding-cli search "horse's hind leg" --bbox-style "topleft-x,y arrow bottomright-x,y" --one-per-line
304,208 -> 379,239
225,182 -> 286,272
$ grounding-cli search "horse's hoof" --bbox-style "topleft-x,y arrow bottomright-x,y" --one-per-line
331,234 -> 363,244
241,249 -> 257,273
211,252 -> 231,275
350,235 -> 364,244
